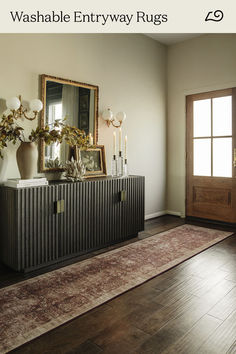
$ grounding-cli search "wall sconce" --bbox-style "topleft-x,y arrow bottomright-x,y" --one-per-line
6,95 -> 43,121
102,108 -> 126,128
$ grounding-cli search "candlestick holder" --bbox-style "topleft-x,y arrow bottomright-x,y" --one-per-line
124,158 -> 129,177
117,151 -> 124,177
111,155 -> 118,177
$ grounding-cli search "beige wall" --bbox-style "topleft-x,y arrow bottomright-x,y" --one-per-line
167,34 -> 236,216
0,34 -> 167,218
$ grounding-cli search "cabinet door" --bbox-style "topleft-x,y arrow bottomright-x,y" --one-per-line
93,178 -> 124,247
121,176 -> 145,238
92,177 -> 145,247
58,182 -> 95,257
17,185 -> 60,270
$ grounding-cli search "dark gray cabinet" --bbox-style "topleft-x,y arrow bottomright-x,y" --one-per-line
0,176 -> 145,272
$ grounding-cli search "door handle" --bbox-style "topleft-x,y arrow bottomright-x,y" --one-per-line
234,148 -> 236,167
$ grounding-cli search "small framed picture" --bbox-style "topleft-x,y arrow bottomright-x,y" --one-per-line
80,145 -> 107,178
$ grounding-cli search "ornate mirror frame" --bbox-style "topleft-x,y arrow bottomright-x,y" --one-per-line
39,74 -> 99,173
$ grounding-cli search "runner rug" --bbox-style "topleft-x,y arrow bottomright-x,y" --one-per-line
0,224 -> 233,353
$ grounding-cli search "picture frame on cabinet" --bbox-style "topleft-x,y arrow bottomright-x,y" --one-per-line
69,145 -> 107,178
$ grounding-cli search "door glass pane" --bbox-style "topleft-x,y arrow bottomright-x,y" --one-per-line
213,138 -> 232,177
213,96 -> 232,136
193,99 -> 211,137
194,139 -> 211,176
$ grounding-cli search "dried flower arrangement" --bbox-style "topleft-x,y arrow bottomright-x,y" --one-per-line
0,113 -> 91,158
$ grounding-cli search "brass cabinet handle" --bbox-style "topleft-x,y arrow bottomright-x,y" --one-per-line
120,190 -> 126,202
54,200 -> 65,214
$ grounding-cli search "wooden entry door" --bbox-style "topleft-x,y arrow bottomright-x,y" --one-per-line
186,88 -> 236,223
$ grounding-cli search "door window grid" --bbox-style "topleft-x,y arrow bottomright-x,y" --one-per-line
193,96 -> 232,177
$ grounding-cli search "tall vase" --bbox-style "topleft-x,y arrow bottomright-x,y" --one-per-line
16,142 -> 38,180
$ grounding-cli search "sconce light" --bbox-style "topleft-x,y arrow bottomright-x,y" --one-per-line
6,95 -> 43,121
102,108 -> 126,128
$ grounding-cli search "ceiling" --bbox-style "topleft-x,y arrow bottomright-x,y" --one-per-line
146,34 -> 202,45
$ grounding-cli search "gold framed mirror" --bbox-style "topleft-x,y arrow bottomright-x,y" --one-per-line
39,74 -> 99,172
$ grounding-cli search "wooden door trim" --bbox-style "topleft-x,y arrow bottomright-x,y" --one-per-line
187,88 -> 232,101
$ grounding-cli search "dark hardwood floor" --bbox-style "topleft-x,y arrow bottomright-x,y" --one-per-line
1,215 -> 236,354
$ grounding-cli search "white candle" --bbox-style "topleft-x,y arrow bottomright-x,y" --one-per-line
113,131 -> 116,156
125,135 -> 127,159
119,128 -> 122,152
89,133 -> 93,145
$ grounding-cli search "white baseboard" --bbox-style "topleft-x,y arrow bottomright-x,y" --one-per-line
166,210 -> 181,217
145,210 -> 185,220
145,210 -> 167,220
166,210 -> 185,218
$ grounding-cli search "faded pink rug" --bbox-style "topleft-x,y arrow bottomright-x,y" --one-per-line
0,224 -> 233,353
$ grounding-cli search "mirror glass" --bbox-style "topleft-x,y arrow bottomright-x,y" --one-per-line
40,75 -> 98,172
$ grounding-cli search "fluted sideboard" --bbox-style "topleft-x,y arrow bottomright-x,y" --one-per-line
0,176 -> 145,272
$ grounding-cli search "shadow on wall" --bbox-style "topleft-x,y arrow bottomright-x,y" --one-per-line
0,98 -> 6,115
0,98 -> 20,181
0,99 -> 7,180
0,99 -> 6,180
0,152 -> 8,181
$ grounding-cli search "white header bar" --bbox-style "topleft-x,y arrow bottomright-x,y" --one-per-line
0,0 -> 235,33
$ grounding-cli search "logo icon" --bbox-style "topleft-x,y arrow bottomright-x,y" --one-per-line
205,10 -> 224,22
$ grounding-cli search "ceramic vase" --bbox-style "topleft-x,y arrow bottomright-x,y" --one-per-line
16,142 -> 37,180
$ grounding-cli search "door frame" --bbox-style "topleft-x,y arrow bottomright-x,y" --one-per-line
186,87 -> 236,222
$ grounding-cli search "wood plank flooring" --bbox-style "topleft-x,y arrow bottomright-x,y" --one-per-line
0,215 -> 236,354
